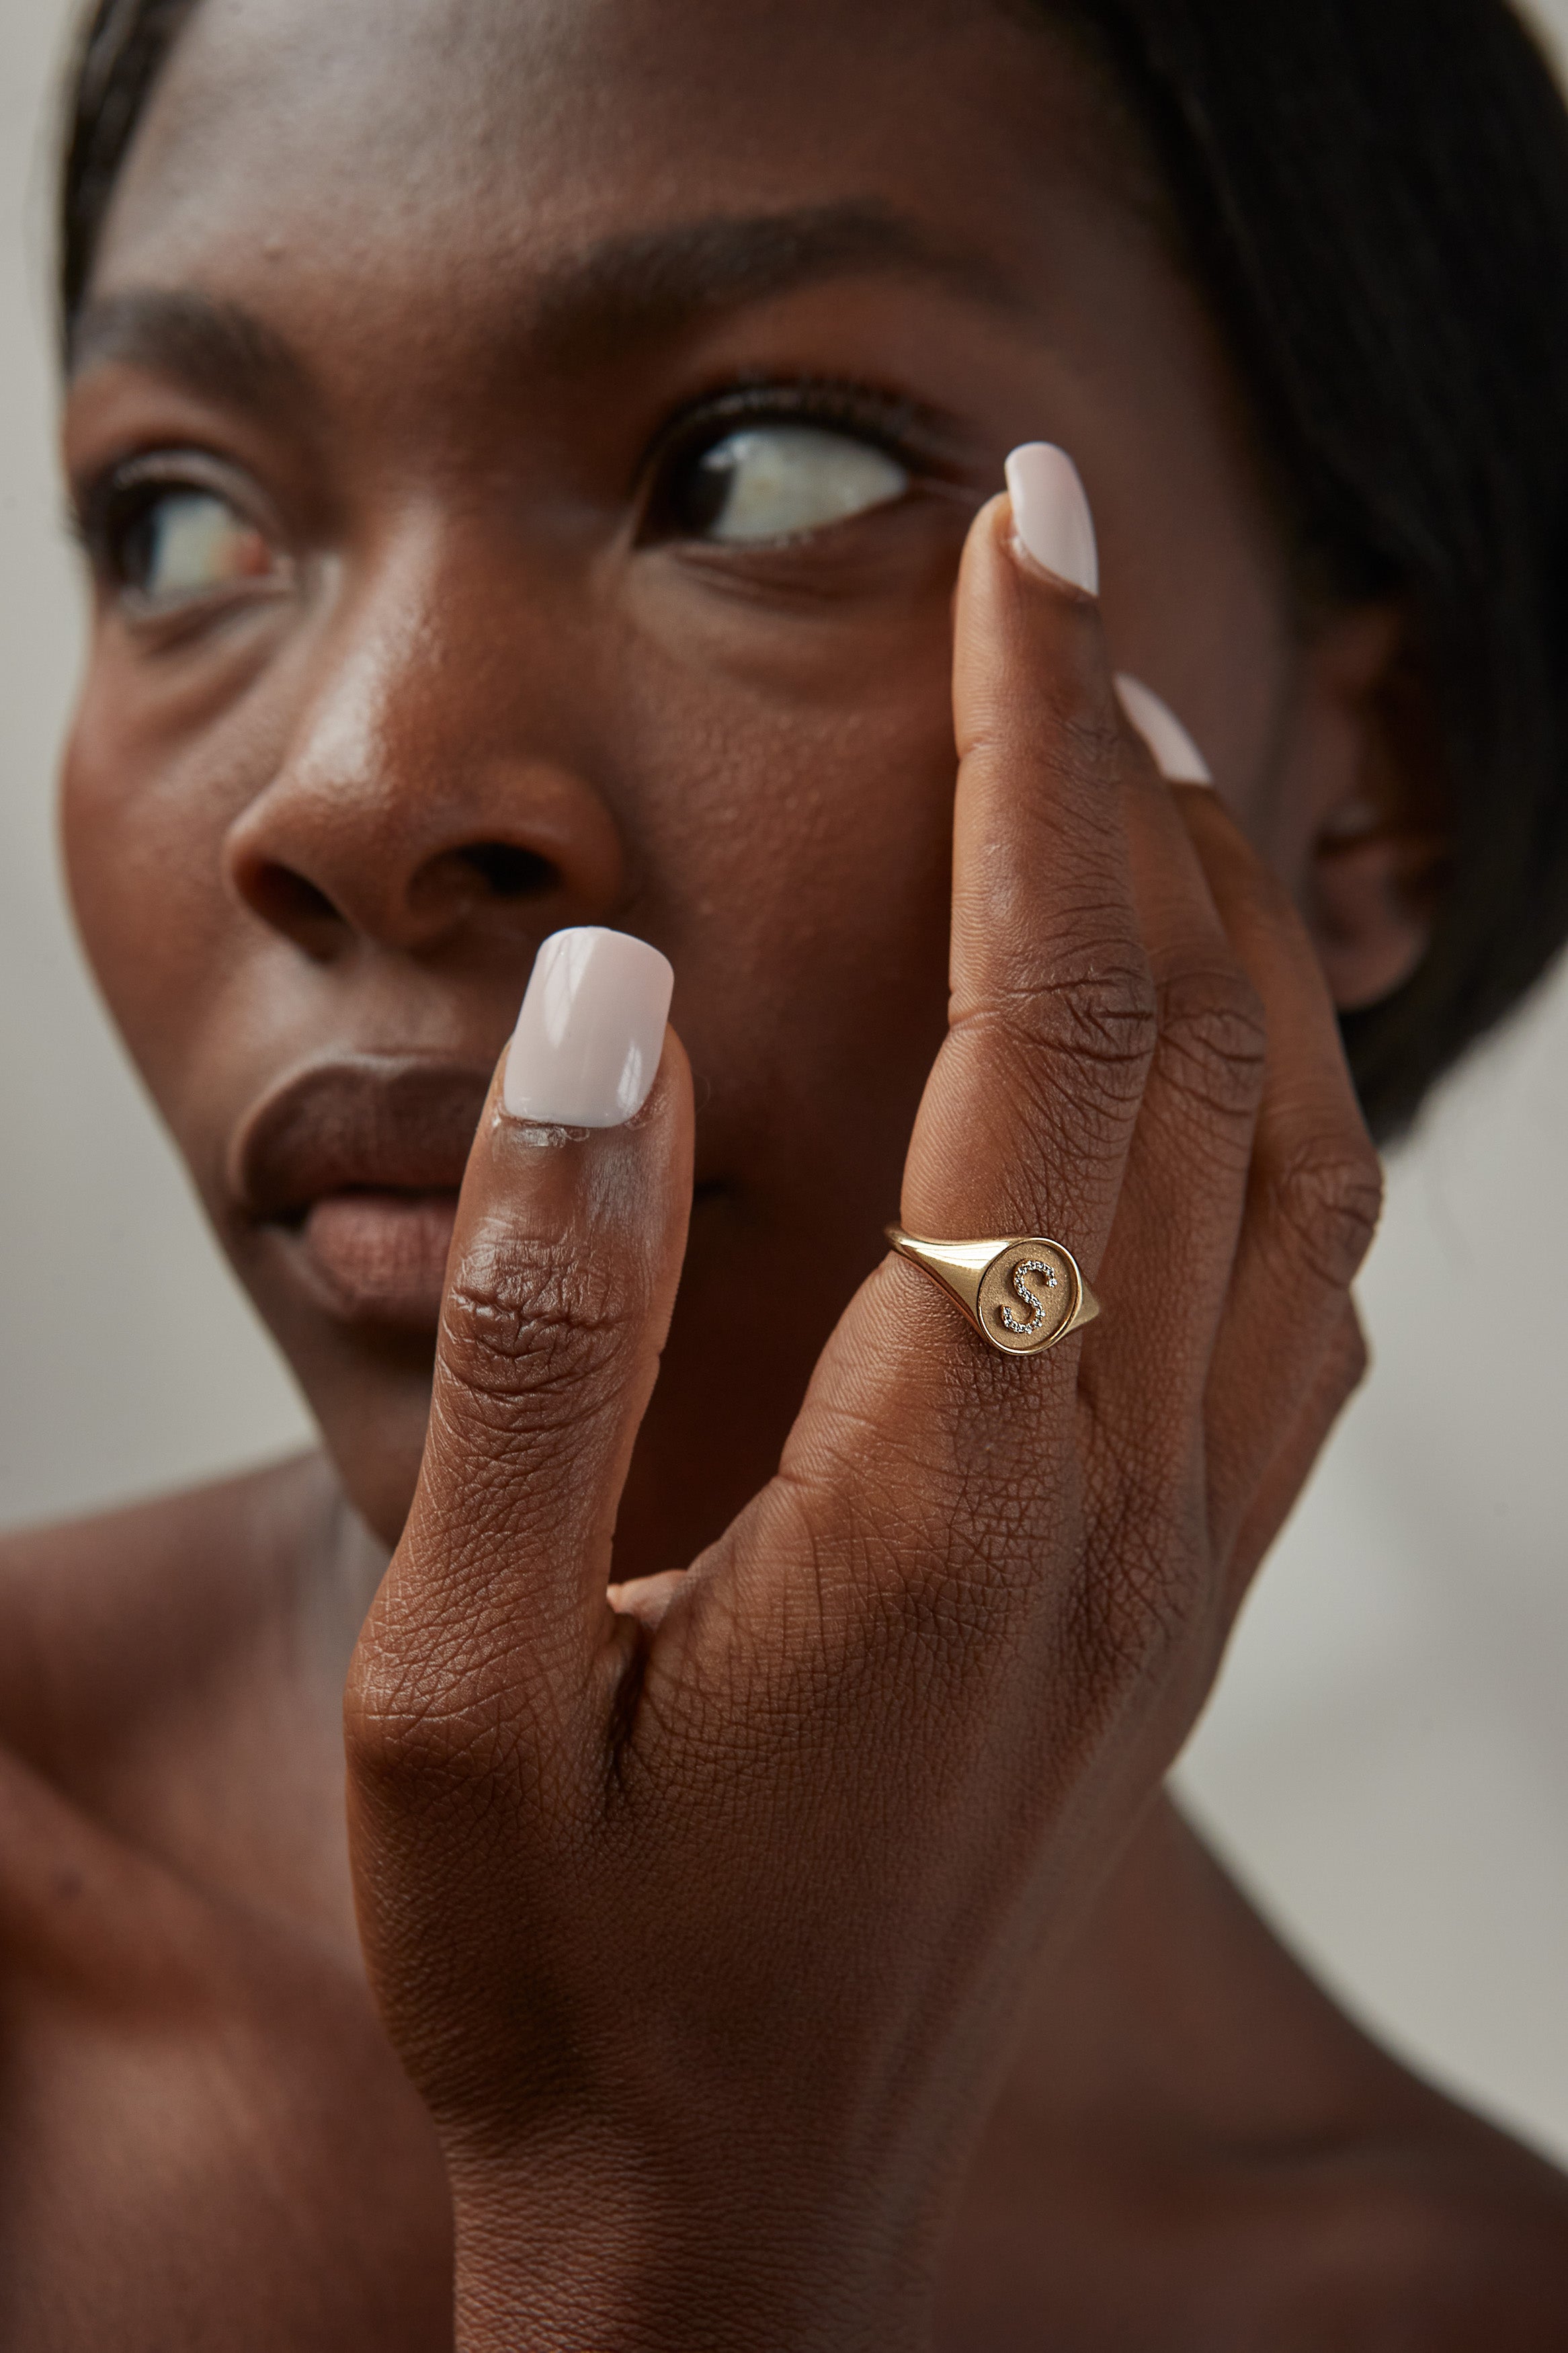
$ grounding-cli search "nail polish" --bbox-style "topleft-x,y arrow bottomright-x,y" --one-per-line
503,928 -> 674,1128
1003,443 -> 1099,596
1114,674 -> 1214,786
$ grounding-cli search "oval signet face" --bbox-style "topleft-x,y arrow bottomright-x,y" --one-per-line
975,1242 -> 1079,1355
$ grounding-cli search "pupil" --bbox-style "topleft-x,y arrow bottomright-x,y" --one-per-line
121,496 -> 167,592
685,444 -> 740,537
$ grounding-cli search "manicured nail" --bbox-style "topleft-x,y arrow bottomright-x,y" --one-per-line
503,928 -> 674,1128
1114,674 -> 1213,785
1003,443 -> 1099,596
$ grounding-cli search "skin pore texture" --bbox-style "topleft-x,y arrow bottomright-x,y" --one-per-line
7,0 -> 1566,2343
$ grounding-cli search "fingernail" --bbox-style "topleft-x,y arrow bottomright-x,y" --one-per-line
1114,674 -> 1213,785
503,928 -> 674,1128
1003,442 -> 1099,596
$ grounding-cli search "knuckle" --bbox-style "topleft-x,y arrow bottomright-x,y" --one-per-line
345,1624 -> 556,1807
1035,695 -> 1127,791
1046,943 -> 1161,1070
344,1639 -> 466,1795
440,1228 -> 638,1423
1067,1534 -> 1206,1720
956,939 -> 1159,1116
1266,1132 -> 1385,1294
1072,1439 -> 1212,1689
1153,961 -> 1268,1129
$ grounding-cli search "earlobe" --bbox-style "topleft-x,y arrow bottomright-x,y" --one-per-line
1294,606 -> 1450,1013
1308,807 -> 1445,1010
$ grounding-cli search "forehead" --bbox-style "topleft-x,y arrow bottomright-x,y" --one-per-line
93,0 -> 1148,314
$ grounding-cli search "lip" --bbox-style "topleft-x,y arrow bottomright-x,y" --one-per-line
231,1053 -> 493,1328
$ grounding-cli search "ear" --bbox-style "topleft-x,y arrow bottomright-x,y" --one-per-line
1278,604 -> 1450,1013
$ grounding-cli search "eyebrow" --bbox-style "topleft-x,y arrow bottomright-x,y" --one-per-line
67,201 -> 1027,401
67,287 -> 313,405
528,202 -> 1027,369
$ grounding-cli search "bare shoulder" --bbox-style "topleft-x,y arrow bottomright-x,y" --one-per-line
942,1795 -> 1568,2348
0,1447 -> 337,1598
0,1452 -> 341,1764
1136,1805 -> 1568,2346
1258,2128 -> 1568,2349
0,1460 -> 452,2350
944,2102 -> 1568,2352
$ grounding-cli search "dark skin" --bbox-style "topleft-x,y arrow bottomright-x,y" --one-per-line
6,0 -> 1565,2342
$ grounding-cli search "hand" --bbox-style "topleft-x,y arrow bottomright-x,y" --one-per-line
344,477 -> 1380,2353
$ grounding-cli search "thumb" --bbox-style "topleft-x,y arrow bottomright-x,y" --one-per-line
347,928 -> 690,1788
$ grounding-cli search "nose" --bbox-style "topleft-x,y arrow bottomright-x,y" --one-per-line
224,521 -> 626,961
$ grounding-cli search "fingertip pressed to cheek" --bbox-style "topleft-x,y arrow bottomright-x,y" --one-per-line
972,450 -> 1215,796
1003,442 -> 1100,597
952,493 -> 1120,774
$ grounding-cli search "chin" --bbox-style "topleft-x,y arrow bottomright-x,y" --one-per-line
311,1373 -> 436,1552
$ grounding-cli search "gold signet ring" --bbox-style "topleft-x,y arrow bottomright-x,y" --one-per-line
885,1227 -> 1101,1358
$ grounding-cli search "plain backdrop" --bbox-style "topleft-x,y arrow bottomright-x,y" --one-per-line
5,0 -> 1567,2165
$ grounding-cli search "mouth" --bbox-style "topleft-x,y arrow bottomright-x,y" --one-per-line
233,1050 -> 729,1333
231,1054 -> 493,1330
294,1187 -> 463,1327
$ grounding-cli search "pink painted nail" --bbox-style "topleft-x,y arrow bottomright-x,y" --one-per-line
1003,443 -> 1099,596
503,928 -> 673,1128
1114,674 -> 1213,785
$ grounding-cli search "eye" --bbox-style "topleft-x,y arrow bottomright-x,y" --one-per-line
116,486 -> 276,607
81,455 -> 288,620
667,422 -> 910,545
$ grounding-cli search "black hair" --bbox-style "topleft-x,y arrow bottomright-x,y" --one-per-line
58,0 -> 1568,1142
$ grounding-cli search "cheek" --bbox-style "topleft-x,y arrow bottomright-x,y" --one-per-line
60,646 -> 265,1132
616,574 -> 959,1148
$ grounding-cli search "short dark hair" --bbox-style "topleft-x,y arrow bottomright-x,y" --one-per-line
58,0 -> 1568,1142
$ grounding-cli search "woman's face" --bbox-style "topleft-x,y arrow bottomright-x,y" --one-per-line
61,0 -> 1334,1554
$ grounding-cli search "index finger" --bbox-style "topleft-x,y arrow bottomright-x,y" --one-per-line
899,471 -> 1153,1268
758,456 -> 1249,1644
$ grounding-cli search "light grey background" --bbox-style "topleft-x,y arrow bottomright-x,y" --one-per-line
5,0 -> 1567,2163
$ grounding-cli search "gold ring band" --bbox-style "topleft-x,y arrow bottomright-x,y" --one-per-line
885,1227 -> 1101,1358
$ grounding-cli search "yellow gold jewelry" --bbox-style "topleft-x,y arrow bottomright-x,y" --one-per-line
885,1228 -> 1100,1358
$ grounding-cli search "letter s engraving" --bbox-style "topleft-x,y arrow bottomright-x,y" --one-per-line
997,1256 -> 1058,1337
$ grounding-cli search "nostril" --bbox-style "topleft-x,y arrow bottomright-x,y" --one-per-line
235,836 -> 568,953
247,861 -> 343,933
457,842 -> 556,899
